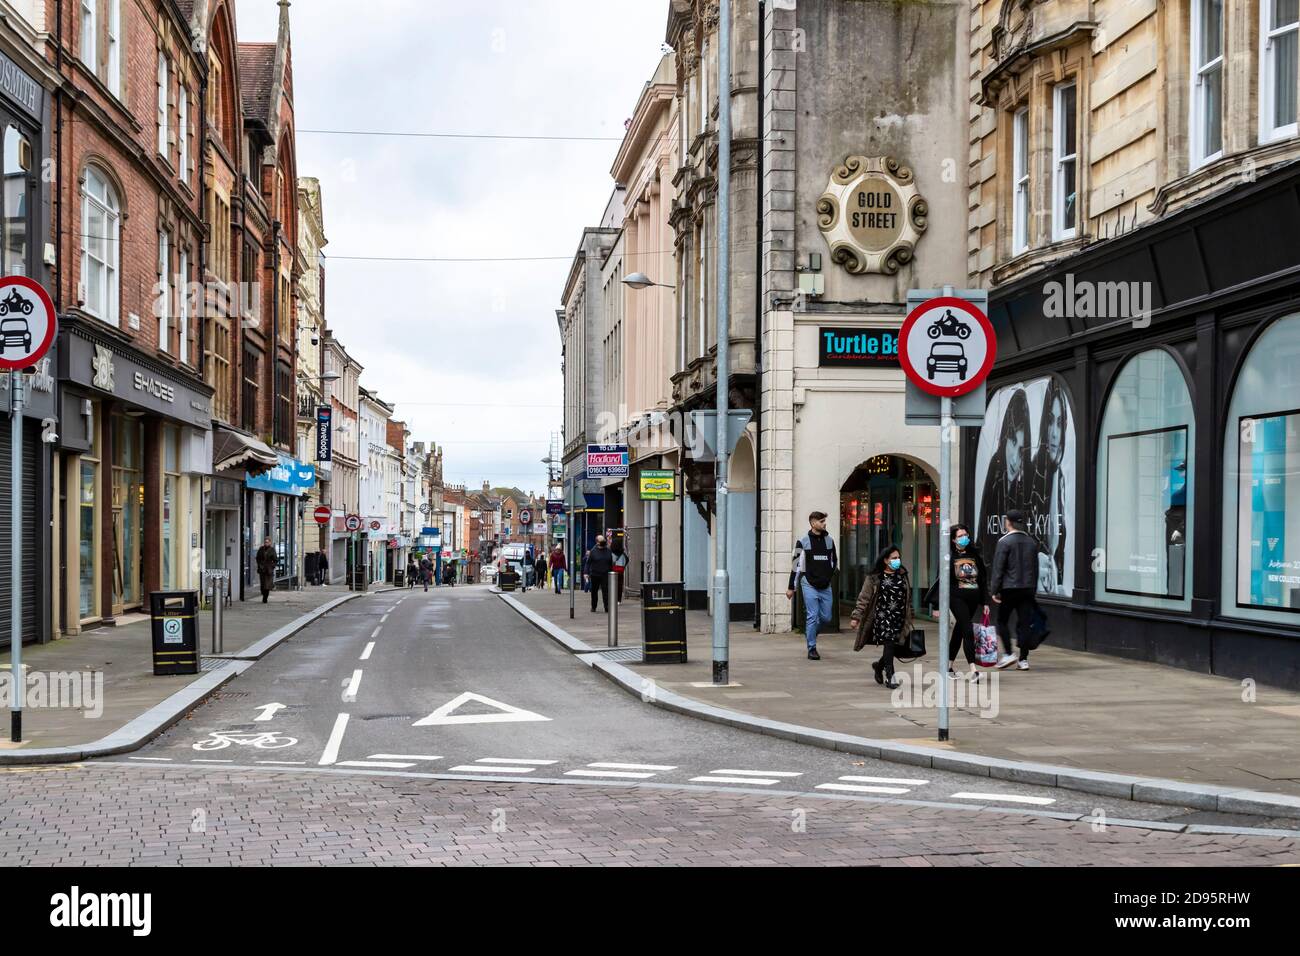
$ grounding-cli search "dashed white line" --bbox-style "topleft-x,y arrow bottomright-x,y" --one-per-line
337,760 -> 417,769
369,754 -> 442,761
587,762 -> 678,771
381,613 -> 390,623
255,760 -> 307,766
449,765 -> 535,774
837,775 -> 930,786
690,775 -> 782,786
319,713 -> 350,766
712,769 -> 803,778
127,756 -> 173,762
950,792 -> 1056,806
192,759 -> 234,764
815,783 -> 911,795
370,626 -> 382,639
343,669 -> 363,699
360,642 -> 375,661
565,769 -> 657,779
474,758 -> 558,765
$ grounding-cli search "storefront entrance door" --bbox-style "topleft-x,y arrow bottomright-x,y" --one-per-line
839,456 -> 939,613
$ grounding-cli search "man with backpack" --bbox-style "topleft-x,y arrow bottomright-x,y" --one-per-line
786,511 -> 838,660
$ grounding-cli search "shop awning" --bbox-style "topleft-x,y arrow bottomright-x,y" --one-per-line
213,427 -> 280,473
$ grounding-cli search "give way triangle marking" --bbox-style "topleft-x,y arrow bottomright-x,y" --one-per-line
412,691 -> 551,727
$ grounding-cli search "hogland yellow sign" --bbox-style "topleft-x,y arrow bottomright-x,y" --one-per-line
639,470 -> 676,500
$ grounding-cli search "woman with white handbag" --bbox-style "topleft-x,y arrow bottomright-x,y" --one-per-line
925,524 -> 992,681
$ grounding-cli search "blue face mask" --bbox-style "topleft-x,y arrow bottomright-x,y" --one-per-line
888,558 -> 901,571
956,535 -> 970,548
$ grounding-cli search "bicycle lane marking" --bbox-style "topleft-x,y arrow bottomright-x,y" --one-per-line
319,713 -> 350,766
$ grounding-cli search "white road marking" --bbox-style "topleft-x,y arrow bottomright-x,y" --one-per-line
690,775 -> 782,786
381,613 -> 390,623
950,792 -> 1056,806
587,762 -> 678,771
370,754 -> 442,761
837,775 -> 929,786
474,758 -> 558,765
360,642 -> 375,661
370,626 -> 382,639
412,691 -> 550,726
343,669 -> 363,700
337,760 -> 416,769
448,765 -> 535,774
319,713 -> 350,766
816,783 -> 911,795
712,769 -> 802,778
192,759 -> 234,764
255,760 -> 307,765
565,769 -> 657,779
253,702 -> 286,722
127,756 -> 172,761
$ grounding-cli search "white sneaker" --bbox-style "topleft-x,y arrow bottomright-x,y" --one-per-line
995,653 -> 1017,669
968,669 -> 980,683
1016,660 -> 1030,671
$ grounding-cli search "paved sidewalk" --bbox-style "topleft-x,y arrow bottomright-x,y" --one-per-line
510,586 -> 1300,798
0,585 -> 366,752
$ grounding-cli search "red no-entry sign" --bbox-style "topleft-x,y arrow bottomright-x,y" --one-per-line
313,506 -> 331,525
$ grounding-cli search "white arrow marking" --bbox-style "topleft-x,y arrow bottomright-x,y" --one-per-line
254,703 -> 286,722
412,691 -> 551,727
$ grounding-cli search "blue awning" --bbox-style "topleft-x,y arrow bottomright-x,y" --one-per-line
245,454 -> 317,496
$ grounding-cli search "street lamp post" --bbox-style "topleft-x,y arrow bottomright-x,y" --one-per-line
712,1 -> 733,686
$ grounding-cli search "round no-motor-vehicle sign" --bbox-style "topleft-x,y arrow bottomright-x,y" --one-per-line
0,276 -> 57,371
519,509 -> 532,525
898,296 -> 996,398
344,514 -> 362,532
313,505 -> 331,525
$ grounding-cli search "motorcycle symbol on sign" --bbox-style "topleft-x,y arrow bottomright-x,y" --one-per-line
927,309 -> 971,339
192,731 -> 298,751
0,288 -> 34,316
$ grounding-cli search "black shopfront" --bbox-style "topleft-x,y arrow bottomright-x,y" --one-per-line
0,45 -> 52,648
960,159 -> 1300,690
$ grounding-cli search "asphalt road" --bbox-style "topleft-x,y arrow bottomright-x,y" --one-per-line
1,584 -> 1291,865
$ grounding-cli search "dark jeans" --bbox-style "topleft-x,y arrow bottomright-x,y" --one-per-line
875,637 -> 897,677
949,591 -> 981,666
996,587 -> 1035,661
590,573 -> 610,612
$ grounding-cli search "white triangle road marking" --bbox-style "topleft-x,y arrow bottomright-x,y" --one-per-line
412,691 -> 551,727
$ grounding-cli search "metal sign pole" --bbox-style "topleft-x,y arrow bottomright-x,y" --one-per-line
568,476 -> 575,619
713,0 -> 732,686
9,370 -> 23,741
938,395 -> 952,741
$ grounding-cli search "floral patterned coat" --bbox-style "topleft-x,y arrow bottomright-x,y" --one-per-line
851,570 -> 916,651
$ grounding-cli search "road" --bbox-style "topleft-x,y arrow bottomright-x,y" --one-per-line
2,584 -> 1298,866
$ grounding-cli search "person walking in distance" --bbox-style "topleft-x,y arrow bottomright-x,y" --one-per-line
586,534 -> 614,613
317,549 -> 329,586
610,536 -> 629,603
989,509 -> 1038,670
419,553 -> 433,592
786,511 -> 838,660
849,546 -> 914,690
255,537 -> 277,604
549,544 -> 567,594
406,554 -> 418,589
535,553 -> 549,592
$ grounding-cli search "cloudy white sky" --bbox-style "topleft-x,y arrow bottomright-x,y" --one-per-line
235,0 -> 667,494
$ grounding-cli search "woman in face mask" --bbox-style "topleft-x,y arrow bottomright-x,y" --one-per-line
930,524 -> 990,681
849,546 -> 914,689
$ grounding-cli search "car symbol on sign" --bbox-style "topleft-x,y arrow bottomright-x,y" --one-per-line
926,342 -> 968,380
0,317 -> 31,355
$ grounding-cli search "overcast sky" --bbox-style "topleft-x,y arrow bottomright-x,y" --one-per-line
235,0 -> 667,495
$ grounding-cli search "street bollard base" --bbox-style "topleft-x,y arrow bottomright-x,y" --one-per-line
938,728 -> 949,742
712,660 -> 729,685
11,711 -> 20,743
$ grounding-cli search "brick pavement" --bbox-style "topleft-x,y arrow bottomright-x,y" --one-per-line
0,763 -> 1296,866
509,587 -> 1300,798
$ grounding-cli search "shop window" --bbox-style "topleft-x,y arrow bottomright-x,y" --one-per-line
1223,313 -> 1300,621
1096,350 -> 1195,609
1191,0 -> 1224,167
111,415 -> 143,610
78,458 -> 98,621
1261,0 -> 1299,142
3,126 -> 31,276
81,166 -> 120,325
974,378 -> 1076,597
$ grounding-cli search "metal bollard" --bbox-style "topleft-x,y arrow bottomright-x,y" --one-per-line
607,575 -> 618,647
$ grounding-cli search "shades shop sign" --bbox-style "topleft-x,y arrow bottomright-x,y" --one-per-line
819,328 -> 900,368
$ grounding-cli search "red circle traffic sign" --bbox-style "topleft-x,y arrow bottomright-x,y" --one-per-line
898,296 -> 996,398
313,506 -> 331,525
344,514 -> 362,532
369,519 -> 381,531
519,509 -> 532,525
0,276 -> 57,371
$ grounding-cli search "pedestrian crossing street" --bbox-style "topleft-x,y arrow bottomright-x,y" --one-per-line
131,752 -> 1057,806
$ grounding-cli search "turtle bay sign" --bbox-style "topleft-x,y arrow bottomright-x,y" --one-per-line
817,156 -> 928,275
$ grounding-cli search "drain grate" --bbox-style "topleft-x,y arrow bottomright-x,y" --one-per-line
200,658 -> 236,673
583,647 -> 644,664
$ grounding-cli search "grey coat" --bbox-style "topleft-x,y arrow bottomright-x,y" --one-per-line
990,530 -> 1039,594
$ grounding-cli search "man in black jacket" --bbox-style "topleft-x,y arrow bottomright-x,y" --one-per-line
990,509 -> 1039,670
586,535 -> 614,613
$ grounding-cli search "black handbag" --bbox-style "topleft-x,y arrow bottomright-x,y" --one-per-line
1020,601 -> 1051,651
893,628 -> 927,660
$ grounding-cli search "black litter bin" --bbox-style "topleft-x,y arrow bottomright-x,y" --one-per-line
641,581 -> 687,663
150,590 -> 200,675
394,566 -> 405,587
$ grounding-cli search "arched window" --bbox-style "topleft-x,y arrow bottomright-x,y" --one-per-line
1223,312 -> 1300,622
81,166 -> 120,326
1095,350 -> 1194,609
